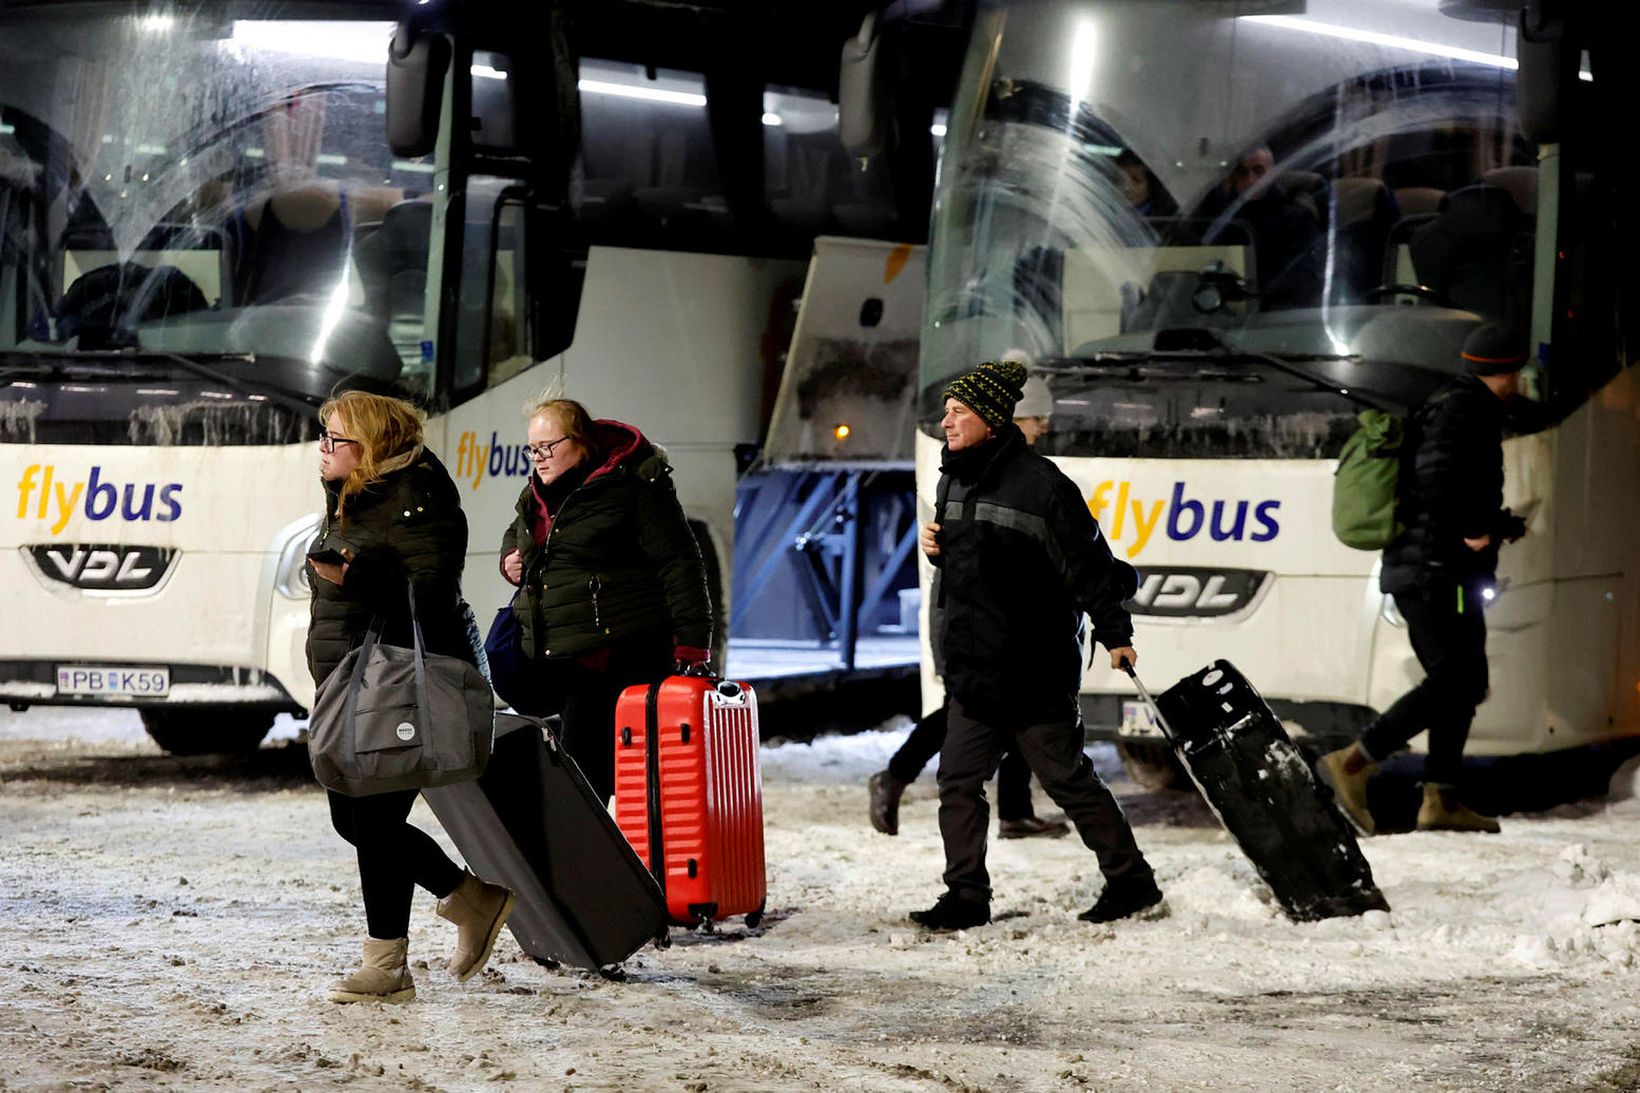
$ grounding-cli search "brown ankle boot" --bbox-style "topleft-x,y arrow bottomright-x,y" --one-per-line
1416,784 -> 1501,833
328,937 -> 415,1004
1317,743 -> 1378,836
436,871 -> 516,982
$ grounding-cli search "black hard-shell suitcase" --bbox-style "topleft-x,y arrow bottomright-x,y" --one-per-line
423,713 -> 667,971
1127,660 -> 1390,922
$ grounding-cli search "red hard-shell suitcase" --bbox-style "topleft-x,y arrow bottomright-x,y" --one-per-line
613,674 -> 767,929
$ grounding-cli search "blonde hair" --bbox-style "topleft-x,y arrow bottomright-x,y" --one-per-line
320,390 -> 426,523
526,395 -> 600,466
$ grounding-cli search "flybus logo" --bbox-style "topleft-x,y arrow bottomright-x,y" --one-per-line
15,465 -> 184,536
1088,481 -> 1281,559
453,430 -> 531,492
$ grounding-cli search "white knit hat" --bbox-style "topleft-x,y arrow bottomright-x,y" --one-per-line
1014,373 -> 1053,419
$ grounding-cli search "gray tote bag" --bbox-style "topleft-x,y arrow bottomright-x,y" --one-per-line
309,587 -> 496,796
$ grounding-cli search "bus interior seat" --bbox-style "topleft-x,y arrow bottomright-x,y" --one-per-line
1392,187 -> 1446,217
1331,177 -> 1395,300
353,198 -> 432,373
1481,166 -> 1538,216
1277,170 -> 1327,226
1408,183 -> 1532,326
233,180 -> 350,305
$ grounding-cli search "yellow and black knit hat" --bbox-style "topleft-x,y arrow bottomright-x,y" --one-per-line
943,359 -> 1028,431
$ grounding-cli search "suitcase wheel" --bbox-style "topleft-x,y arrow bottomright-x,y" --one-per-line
653,929 -> 672,950
745,905 -> 765,929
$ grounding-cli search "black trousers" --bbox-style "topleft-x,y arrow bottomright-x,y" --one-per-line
937,698 -> 1151,905
889,703 -> 1037,821
1361,585 -> 1490,787
328,788 -> 464,940
539,630 -> 673,804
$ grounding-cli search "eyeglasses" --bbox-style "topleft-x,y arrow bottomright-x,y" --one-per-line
318,430 -> 360,454
525,436 -> 572,462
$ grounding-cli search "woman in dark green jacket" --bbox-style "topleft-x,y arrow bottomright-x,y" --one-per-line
307,390 -> 513,1005
499,396 -> 712,802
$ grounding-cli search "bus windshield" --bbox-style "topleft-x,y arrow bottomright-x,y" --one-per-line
0,9 -> 426,393
922,0 -> 1542,457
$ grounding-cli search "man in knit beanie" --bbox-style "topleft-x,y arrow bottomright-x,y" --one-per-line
909,361 -> 1163,931
869,363 -> 1068,842
1318,323 -> 1529,836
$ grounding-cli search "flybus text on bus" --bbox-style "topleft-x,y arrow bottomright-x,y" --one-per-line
1088,481 -> 1280,559
15,465 -> 183,535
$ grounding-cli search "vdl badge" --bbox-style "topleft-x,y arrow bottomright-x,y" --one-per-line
56,666 -> 171,698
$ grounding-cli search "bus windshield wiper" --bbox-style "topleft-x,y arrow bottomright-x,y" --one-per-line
1042,329 -> 1383,410
133,350 -> 325,418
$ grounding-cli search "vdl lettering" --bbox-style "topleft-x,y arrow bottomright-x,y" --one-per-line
1088,481 -> 1280,558
15,465 -> 183,535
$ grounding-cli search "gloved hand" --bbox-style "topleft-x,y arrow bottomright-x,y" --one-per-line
1496,509 -> 1528,543
674,646 -> 711,677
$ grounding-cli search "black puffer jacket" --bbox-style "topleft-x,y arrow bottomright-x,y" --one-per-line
500,421 -> 711,660
930,426 -> 1139,726
306,450 -> 472,688
1381,374 -> 1515,595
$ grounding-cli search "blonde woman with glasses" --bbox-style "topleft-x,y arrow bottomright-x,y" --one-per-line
497,393 -> 713,804
307,390 -> 513,1004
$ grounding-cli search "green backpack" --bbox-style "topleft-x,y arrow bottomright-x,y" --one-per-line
1331,409 -> 1404,551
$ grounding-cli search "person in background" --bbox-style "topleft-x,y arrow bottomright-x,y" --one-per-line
1318,324 -> 1530,835
911,360 -> 1163,931
499,393 -> 712,804
869,368 -> 1071,841
306,390 -> 513,1005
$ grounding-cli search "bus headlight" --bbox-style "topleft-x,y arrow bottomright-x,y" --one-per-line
274,513 -> 324,600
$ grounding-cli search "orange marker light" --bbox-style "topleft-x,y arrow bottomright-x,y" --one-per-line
834,424 -> 851,440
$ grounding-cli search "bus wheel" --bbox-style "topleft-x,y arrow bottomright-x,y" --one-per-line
1116,740 -> 1187,792
140,709 -> 274,756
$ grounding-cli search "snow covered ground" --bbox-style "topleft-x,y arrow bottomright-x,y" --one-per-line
2,709 -> 1638,1091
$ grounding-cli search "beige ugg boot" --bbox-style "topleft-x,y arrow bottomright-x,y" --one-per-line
1416,784 -> 1501,833
436,871 -> 516,982
328,937 -> 415,1004
1317,743 -> 1378,836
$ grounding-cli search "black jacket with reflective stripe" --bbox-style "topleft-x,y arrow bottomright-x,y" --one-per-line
930,426 -> 1138,725
1381,374 -> 1510,595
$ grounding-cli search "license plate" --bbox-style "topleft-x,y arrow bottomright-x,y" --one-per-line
1118,698 -> 1163,739
56,666 -> 171,698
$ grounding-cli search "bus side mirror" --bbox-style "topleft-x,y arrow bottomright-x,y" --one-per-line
387,24 -> 451,157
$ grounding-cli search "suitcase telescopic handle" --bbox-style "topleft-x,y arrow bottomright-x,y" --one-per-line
1119,659 -> 1179,746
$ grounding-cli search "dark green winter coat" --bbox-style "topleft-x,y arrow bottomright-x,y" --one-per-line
499,421 -> 711,660
306,449 -> 472,688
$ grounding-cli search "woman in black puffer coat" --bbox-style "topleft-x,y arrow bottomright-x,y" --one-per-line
498,396 -> 712,803
307,390 -> 512,1005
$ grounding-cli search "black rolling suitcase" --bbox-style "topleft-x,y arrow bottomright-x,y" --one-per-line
1125,660 -> 1390,922
423,714 -> 666,972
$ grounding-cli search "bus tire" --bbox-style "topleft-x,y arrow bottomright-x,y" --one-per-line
1116,740 -> 1187,792
140,708 -> 275,756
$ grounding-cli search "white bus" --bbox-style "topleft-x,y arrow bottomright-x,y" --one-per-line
0,2 -> 910,753
912,0 -> 1638,783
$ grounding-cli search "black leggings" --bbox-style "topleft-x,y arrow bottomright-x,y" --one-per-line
328,789 -> 464,940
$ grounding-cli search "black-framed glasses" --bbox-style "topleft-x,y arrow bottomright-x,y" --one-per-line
525,436 -> 572,462
318,430 -> 361,454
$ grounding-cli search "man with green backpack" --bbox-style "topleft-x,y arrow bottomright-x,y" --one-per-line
1321,323 -> 1530,835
